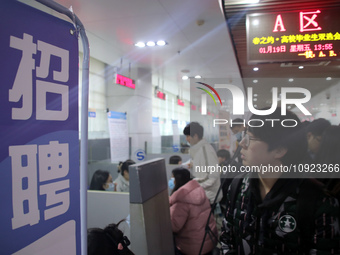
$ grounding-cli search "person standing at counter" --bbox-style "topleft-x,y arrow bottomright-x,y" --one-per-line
183,122 -> 222,205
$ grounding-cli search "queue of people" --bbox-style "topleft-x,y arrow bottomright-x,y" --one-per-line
220,109 -> 340,254
88,113 -> 340,255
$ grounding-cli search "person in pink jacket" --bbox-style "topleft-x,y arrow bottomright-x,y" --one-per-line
169,168 -> 217,255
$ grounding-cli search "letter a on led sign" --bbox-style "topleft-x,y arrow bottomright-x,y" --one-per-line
273,14 -> 286,32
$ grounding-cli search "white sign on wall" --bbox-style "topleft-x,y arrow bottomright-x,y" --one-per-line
108,111 -> 129,162
152,117 -> 161,153
172,120 -> 180,152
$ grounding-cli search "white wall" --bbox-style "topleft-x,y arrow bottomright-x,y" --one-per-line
79,53 -> 108,139
78,57 -> 221,159
293,79 -> 340,125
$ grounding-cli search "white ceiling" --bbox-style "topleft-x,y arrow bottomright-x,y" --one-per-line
28,0 -> 242,88
22,0 -> 340,122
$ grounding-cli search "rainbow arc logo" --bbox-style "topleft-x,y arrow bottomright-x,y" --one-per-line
196,82 -> 223,106
196,82 -> 222,115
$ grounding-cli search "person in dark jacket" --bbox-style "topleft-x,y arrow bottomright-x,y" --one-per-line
305,118 -> 331,161
88,221 -> 134,255
217,149 -> 241,215
220,108 -> 340,254
315,125 -> 340,200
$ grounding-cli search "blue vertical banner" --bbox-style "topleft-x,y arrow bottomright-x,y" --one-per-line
0,1 -> 81,255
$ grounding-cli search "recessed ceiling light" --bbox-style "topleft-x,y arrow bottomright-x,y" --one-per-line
326,77 -> 332,81
252,19 -> 259,26
254,94 -> 258,97
298,66 -> 304,69
289,78 -> 294,82
225,0 -> 260,5
253,67 -> 259,71
194,75 -> 202,79
135,42 -> 145,48
156,40 -> 166,46
146,41 -> 155,47
136,40 -> 168,47
182,76 -> 189,80
253,79 -> 258,83
253,98 -> 258,101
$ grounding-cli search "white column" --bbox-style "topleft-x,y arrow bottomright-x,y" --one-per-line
106,67 -> 152,161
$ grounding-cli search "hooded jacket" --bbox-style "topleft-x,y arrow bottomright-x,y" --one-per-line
189,139 -> 222,204
170,180 -> 217,255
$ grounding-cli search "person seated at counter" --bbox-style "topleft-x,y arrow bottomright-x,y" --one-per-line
114,159 -> 135,192
169,155 -> 182,165
89,169 -> 114,191
169,167 -> 217,255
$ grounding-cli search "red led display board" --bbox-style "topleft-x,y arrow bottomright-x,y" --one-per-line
156,91 -> 166,100
115,74 -> 135,89
247,8 -> 340,63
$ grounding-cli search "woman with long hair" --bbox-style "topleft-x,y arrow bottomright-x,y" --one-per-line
89,169 -> 114,191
